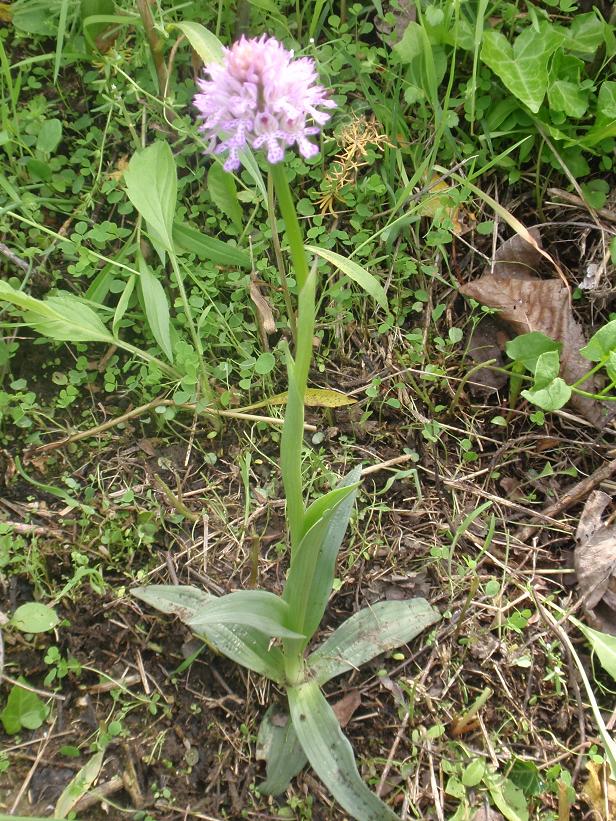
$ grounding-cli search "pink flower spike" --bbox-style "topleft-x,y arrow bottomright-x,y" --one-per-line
193,35 -> 335,171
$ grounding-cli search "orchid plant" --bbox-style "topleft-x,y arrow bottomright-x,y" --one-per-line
133,31 -> 439,820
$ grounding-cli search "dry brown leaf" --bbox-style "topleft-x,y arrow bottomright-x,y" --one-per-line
465,317 -> 508,394
332,690 -> 361,728
574,491 -> 616,633
582,761 -> 616,820
460,231 -> 609,427
250,276 -> 276,350
491,230 -> 544,279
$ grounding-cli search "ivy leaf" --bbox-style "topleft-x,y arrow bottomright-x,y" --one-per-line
480,25 -> 563,113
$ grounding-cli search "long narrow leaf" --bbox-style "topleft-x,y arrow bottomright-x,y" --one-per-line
307,246 -> 388,312
171,21 -> 223,63
284,468 -> 361,643
0,281 -> 114,343
54,751 -> 103,818
124,142 -> 177,253
302,475 -> 358,538
185,590 -> 304,639
137,252 -> 174,362
112,274 -> 135,338
207,162 -> 243,231
309,598 -> 440,686
133,586 -> 285,682
282,509 -> 334,638
288,681 -> 399,820
172,221 -> 251,268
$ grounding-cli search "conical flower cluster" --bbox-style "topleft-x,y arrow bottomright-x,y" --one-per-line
194,35 -> 335,171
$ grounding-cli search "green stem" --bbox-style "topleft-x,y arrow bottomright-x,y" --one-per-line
270,163 -> 309,291
267,171 -> 297,340
169,253 -> 213,404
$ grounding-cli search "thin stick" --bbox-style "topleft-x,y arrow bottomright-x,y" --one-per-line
0,241 -> 29,272
1,673 -> 66,701
361,453 -> 414,476
10,717 -> 57,813
34,397 -> 317,454
516,458 -> 616,543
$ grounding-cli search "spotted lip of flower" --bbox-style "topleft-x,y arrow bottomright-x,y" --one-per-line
193,35 -> 336,171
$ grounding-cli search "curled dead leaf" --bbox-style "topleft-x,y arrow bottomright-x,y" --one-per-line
332,690 -> 361,728
574,491 -> 616,634
582,761 -> 616,820
250,276 -> 276,350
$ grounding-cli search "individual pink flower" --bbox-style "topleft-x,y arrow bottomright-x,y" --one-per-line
194,35 -> 335,172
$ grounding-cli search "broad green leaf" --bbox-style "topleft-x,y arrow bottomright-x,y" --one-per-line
521,350 -> 571,411
133,584 -> 211,616
565,12 -> 605,54
54,751 -> 104,819
480,25 -> 563,113
0,678 -> 50,734
201,621 -> 285,682
521,379 -> 571,411
207,162 -> 243,231
573,618 -> 616,683
288,680 -> 399,821
505,332 -> 560,372
306,246 -> 388,311
81,0 -> 115,43
309,598 -> 440,685
597,81 -> 616,123
137,252 -> 174,363
303,473 -> 360,537
171,21 -> 223,64
0,281 -> 113,344
11,602 -> 59,633
256,705 -> 307,796
133,586 -> 285,681
172,221 -> 251,268
112,273 -> 135,338
484,772 -> 529,821
532,350 -> 561,385
124,142 -> 177,253
283,502 -> 341,646
186,590 -> 304,639
581,319 -> 616,362
284,478 -> 360,644
548,80 -> 589,119
36,118 -> 62,154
